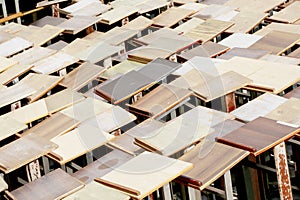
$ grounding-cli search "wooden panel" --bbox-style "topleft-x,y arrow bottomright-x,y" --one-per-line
83,106 -> 136,132
0,84 -> 35,109
226,11 -> 268,33
179,141 -> 249,190
174,17 -> 205,34
136,27 -> 181,45
60,97 -> 112,122
219,47 -> 270,60
122,16 -> 153,31
269,1 -> 300,23
0,117 -> 27,141
266,98 -> 300,126
0,64 -> 33,85
179,2 -> 208,13
231,93 -> 287,122
0,22 -> 27,34
152,7 -> 194,27
22,112 -> 79,140
58,16 -> 101,34
96,151 -> 193,199
68,2 -> 111,17
44,89 -> 85,114
0,37 -> 32,57
259,54 -> 300,65
148,36 -> 193,54
288,47 -> 300,59
64,181 -> 130,200
101,60 -> 144,80
11,46 -> 56,65
249,30 -> 300,55
0,30 -> 13,43
2,99 -> 48,124
31,51 -> 79,74
0,56 -> 18,72
19,73 -> 63,102
191,71 -> 252,102
135,106 -> 233,156
128,84 -> 192,117
216,117 -> 300,156
31,16 -> 67,27
184,19 -> 234,43
224,0 -> 285,13
99,6 -> 139,25
178,41 -> 229,61
94,70 -> 156,104
11,168 -> 84,200
60,0 -> 99,14
218,33 -> 263,48
127,46 -> 172,63
255,22 -> 300,37
47,40 -> 68,51
49,124 -> 114,164
73,148 -> 133,183
0,134 -> 57,173
37,0 -> 68,7
60,62 -> 105,91
215,56 -> 300,94
137,0 -> 169,14
191,4 -> 235,20
284,86 -> 300,99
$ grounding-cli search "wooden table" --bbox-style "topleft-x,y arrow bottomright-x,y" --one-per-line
0,64 -> 34,85
215,56 -> 300,94
127,46 -> 173,64
135,106 -> 233,156
128,83 -> 192,118
178,141 -> 249,190
122,16 -> 153,31
174,17 -> 205,34
177,41 -> 229,61
224,0 -> 285,13
152,7 -> 194,27
284,86 -> 300,99
268,1 -> 300,24
0,56 -> 17,73
184,19 -> 234,43
22,112 -> 79,140
259,54 -> 300,65
31,51 -> 79,74
231,93 -> 287,122
0,134 -> 57,174
59,62 -> 105,91
66,2 -> 110,17
59,0 -> 100,14
64,181 -> 130,200
73,148 -> 133,184
219,48 -> 270,60
218,33 -> 263,48
96,151 -> 193,199
48,124 -> 114,165
31,16 -> 67,27
135,27 -> 181,45
18,73 -> 63,102
255,22 -> 300,37
99,6 -> 139,25
0,116 -> 27,142
136,0 -> 169,15
10,168 -> 84,200
249,30 -> 300,55
58,16 -> 101,34
191,4 -> 236,20
0,37 -> 32,57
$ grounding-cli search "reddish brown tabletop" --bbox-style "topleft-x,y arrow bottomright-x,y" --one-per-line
216,117 -> 300,156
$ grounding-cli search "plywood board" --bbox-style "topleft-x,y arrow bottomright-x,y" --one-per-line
192,71 -> 252,102
269,1 -> 300,23
0,64 -> 34,85
44,89 -> 85,114
265,98 -> 300,126
122,16 -> 153,31
136,27 -> 181,45
64,181 -> 130,200
179,141 -> 249,190
83,106 -> 136,132
0,22 -> 27,34
0,116 -> 27,141
254,23 -> 300,37
68,2 -> 111,17
49,124 -> 114,164
47,40 -> 68,51
128,84 -> 192,117
2,99 -> 48,124
58,16 -> 101,34
59,62 -> 105,91
36,0 -> 68,7
128,46 -> 173,63
11,168 -> 84,200
184,19 -> 234,43
259,54 -> 300,65
148,36 -> 193,54
224,0 -> 285,13
135,106 -> 233,156
22,112 -> 79,140
219,47 -> 270,60
216,117 -> 300,156
60,97 -> 112,122
249,30 -> 300,55
174,17 -> 205,34
218,33 -> 263,48
215,56 -> 300,94
31,51 -> 79,74
60,0 -> 99,14
152,7 -> 194,27
284,86 -> 300,99
0,37 -> 32,57
19,73 -> 63,102
137,0 -> 169,14
0,30 -> 13,43
94,70 -> 156,104
27,25 -> 64,46
99,6 -> 139,25
96,151 -> 193,199
73,148 -> 133,183
0,83 -> 36,109
191,4 -> 235,20
101,60 -> 144,80
11,46 -> 56,65
0,56 -> 18,72
31,16 -> 67,27
0,134 -> 57,173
